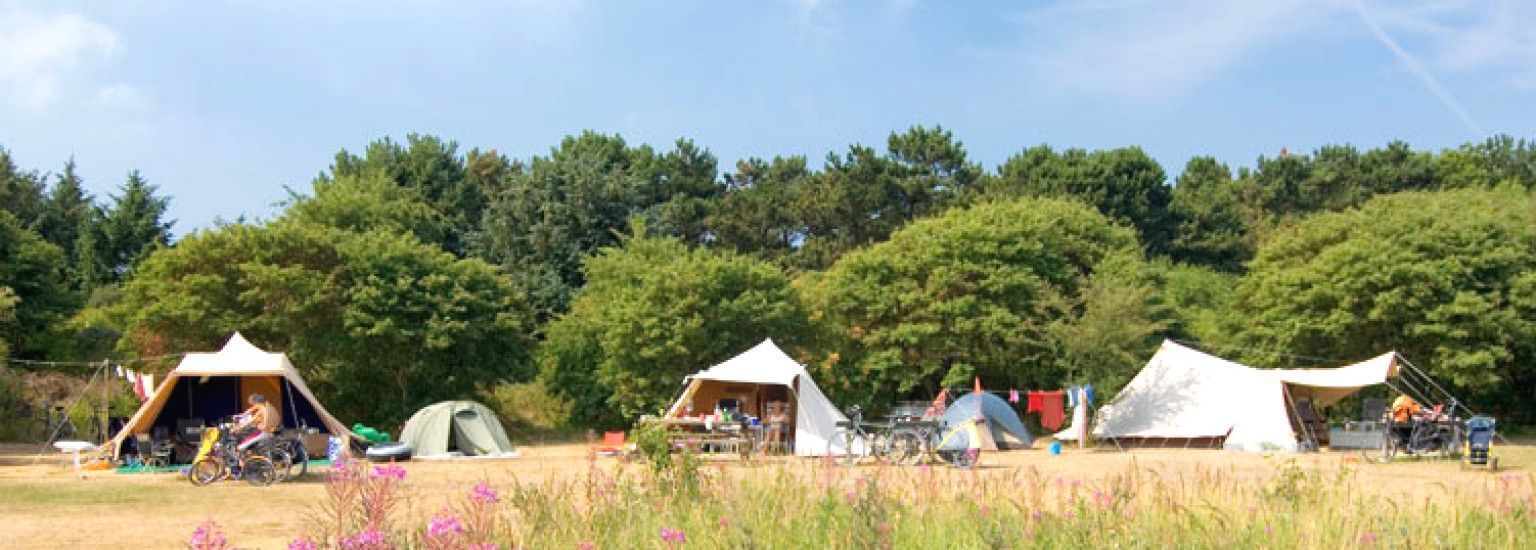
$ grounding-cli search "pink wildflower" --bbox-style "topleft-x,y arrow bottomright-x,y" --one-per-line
427,511 -> 466,537
577,542 -> 597,550
1029,510 -> 1045,522
844,489 -> 859,502
1359,532 -> 1377,545
289,539 -> 318,550
340,529 -> 387,550
876,522 -> 891,534
188,520 -> 231,550
471,482 -> 500,503
371,464 -> 407,481
660,527 -> 687,544
468,543 -> 498,550
718,516 -> 730,529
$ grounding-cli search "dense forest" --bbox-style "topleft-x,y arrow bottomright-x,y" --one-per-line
3,128 -> 1536,430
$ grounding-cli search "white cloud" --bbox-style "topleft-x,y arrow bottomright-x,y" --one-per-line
1351,0 -> 1484,136
1010,0 -> 1332,101
1366,0 -> 1536,90
0,5 -> 121,108
94,82 -> 151,110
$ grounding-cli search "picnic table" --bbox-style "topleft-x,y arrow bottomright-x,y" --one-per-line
658,418 -> 758,458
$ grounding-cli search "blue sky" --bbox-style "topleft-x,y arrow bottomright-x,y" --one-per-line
2,0 -> 1533,234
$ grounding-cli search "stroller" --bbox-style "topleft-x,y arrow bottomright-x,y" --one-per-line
1461,416 -> 1499,471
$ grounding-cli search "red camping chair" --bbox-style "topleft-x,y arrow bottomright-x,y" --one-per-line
598,431 -> 626,456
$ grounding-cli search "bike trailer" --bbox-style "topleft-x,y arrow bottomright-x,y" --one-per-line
194,426 -> 222,464
1462,416 -> 1497,471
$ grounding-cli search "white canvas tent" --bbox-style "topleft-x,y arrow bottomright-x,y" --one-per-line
1081,340 -> 1396,452
664,339 -> 851,456
108,333 -> 351,458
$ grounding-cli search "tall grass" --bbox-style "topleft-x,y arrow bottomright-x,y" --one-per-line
203,451 -> 1536,549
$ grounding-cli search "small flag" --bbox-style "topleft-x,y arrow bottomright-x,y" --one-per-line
1009,389 -> 1019,403
973,377 -> 982,395
931,388 -> 949,414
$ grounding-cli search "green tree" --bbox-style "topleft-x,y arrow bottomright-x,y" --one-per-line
115,221 -> 533,424
1169,157 -> 1249,271
37,160 -> 106,288
285,172 -> 451,244
477,132 -> 721,315
1234,188 -> 1536,416
1437,135 -> 1536,189
991,146 -> 1175,255
538,228 -> 807,428
0,148 -> 47,227
322,134 -> 485,254
806,197 -> 1148,407
100,171 -> 173,280
707,156 -> 812,262
0,212 -> 75,357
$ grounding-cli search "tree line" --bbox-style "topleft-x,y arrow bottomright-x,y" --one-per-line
2,129 -> 1535,428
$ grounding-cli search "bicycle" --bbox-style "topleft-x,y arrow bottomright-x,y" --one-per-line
1365,408 -> 1462,463
268,426 -> 313,481
837,406 -> 895,466
187,421 -> 278,486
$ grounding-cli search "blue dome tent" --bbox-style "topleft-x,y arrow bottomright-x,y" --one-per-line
939,391 -> 1034,451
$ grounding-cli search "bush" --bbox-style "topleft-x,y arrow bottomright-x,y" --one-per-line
479,380 -> 575,441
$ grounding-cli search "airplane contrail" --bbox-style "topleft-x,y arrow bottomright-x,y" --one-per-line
1351,0 -> 1486,137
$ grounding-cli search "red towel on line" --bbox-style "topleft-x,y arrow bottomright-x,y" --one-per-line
1026,391 -> 1043,413
1039,391 -> 1066,430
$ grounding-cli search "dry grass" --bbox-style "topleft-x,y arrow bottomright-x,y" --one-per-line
0,442 -> 1531,549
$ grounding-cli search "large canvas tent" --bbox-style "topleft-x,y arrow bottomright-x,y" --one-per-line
664,339 -> 850,456
108,333 -> 350,458
1085,340 -> 1396,452
939,391 -> 1033,450
399,401 -> 517,458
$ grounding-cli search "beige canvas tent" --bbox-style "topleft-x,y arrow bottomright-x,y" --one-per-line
664,339 -> 851,456
1073,340 -> 1396,452
398,401 -> 517,458
108,333 -> 350,458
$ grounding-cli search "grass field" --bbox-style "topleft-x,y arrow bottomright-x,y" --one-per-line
1,442 -> 1532,548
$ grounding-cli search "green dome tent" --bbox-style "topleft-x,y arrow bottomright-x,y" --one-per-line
399,401 -> 518,459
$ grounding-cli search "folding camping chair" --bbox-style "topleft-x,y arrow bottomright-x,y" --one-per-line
135,433 -> 172,467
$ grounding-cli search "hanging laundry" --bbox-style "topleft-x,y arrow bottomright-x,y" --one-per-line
1066,386 -> 1079,408
132,374 -> 147,401
115,364 -> 124,378
1008,389 -> 1020,404
973,377 -> 982,396
1039,390 -> 1066,430
1084,384 -> 1094,406
1026,391 -> 1044,413
142,374 -> 156,398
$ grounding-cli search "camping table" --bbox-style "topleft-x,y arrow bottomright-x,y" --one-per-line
53,440 -> 99,478
660,419 -> 755,458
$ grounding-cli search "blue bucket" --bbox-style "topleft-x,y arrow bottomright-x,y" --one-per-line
1049,442 -> 1062,455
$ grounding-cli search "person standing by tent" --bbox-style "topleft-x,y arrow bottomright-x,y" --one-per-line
236,394 -> 280,452
1390,393 -> 1421,447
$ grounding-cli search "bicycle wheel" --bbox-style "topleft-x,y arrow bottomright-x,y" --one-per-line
243,457 -> 277,486
841,433 -> 863,466
269,448 -> 294,482
287,441 -> 309,479
189,458 -> 223,486
887,430 -> 925,465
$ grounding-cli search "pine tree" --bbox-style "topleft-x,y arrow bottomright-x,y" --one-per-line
100,171 -> 173,279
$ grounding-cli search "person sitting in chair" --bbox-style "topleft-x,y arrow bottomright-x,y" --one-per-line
1390,393 -> 1421,447
236,393 -> 281,452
